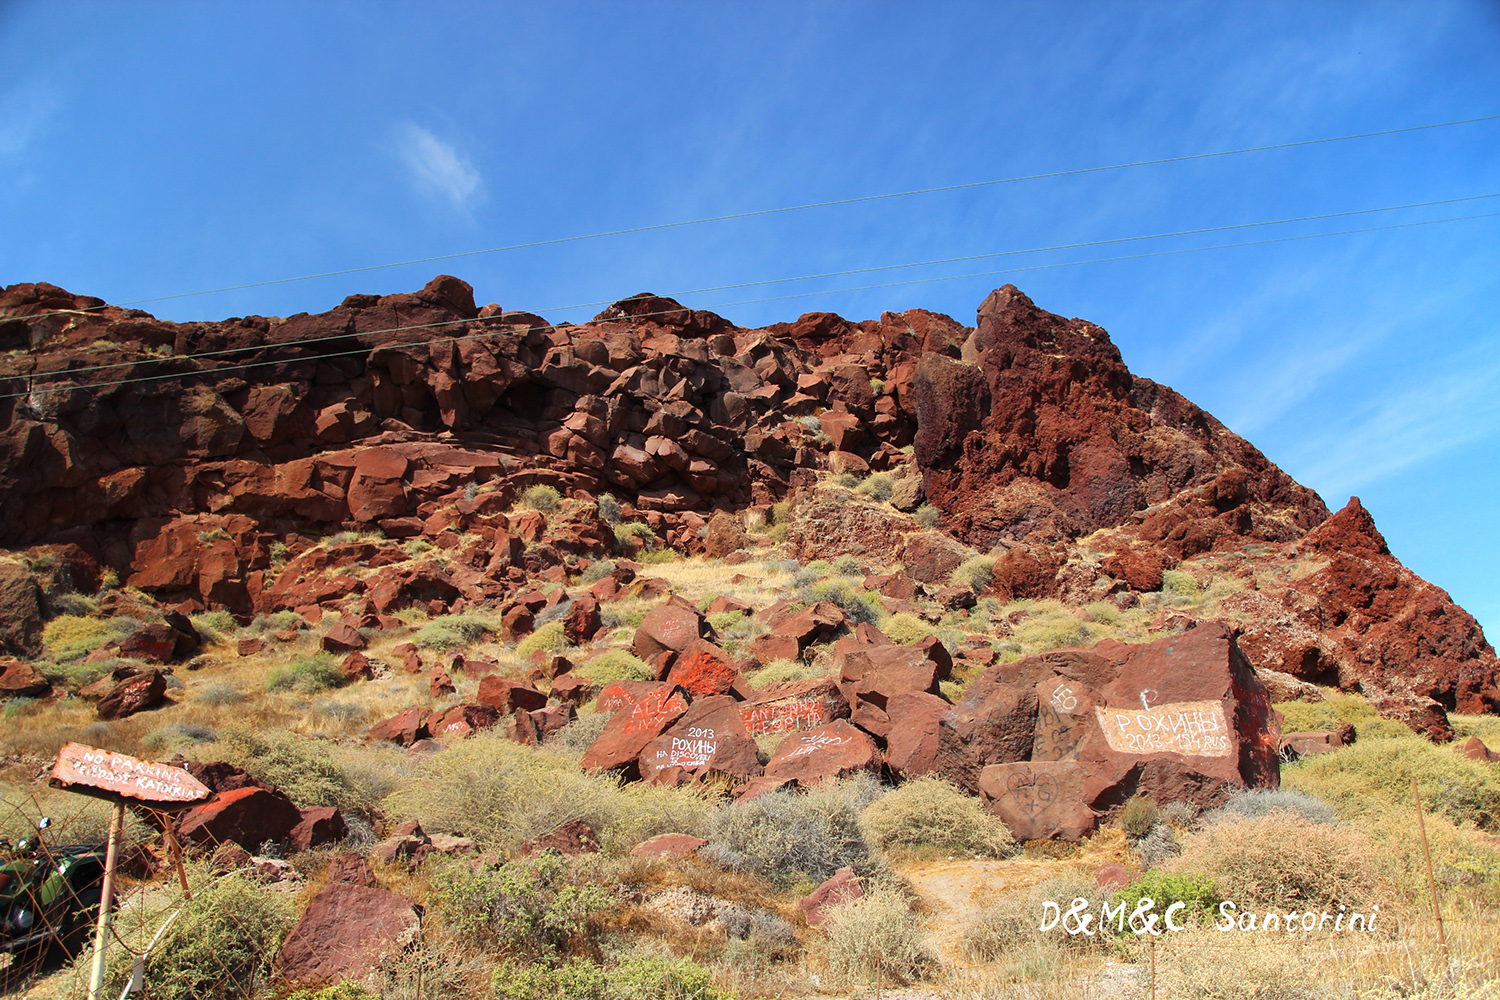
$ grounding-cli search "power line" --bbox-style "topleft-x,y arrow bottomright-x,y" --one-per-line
98,113 -> 1500,310
7,208 -> 1494,402
33,192 -> 1500,383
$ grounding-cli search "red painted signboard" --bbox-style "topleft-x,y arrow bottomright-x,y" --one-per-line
50,742 -> 214,809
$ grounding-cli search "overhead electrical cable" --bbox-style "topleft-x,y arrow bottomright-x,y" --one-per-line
35,192 -> 1500,383
8,207 -> 1495,402
92,113 -> 1500,310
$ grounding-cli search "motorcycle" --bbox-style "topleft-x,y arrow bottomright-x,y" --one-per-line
0,817 -> 108,965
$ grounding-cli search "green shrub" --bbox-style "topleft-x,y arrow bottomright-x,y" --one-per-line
702,776 -> 880,888
832,472 -> 860,489
247,609 -> 300,635
1084,600 -> 1121,625
435,851 -> 616,958
576,650 -> 653,684
284,985 -> 375,1000
517,621 -> 568,657
613,521 -> 657,554
194,682 -> 246,706
201,726 -> 398,814
825,886 -> 933,985
913,504 -> 940,529
142,722 -> 218,751
1011,610 -> 1098,652
705,610 -> 746,634
42,614 -> 136,662
413,614 -> 493,650
114,872 -> 295,1000
1111,870 -> 1220,934
859,775 -> 1015,858
190,609 -> 239,641
550,714 -> 611,755
879,612 -> 930,645
950,556 -> 995,592
801,579 -> 883,626
492,956 -> 728,1000
523,485 -> 562,513
1202,788 -> 1337,827
596,494 -> 622,525
1160,569 -> 1199,597
830,554 -> 861,576
1283,731 -> 1500,829
746,658 -> 824,688
266,653 -> 344,694
853,474 -> 893,502
1118,794 -> 1160,840
382,733 -> 709,851
582,559 -> 616,583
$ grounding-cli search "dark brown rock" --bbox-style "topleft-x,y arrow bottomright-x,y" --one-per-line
764,720 -> 880,784
519,818 -> 600,856
477,674 -> 548,715
274,882 -> 421,984
177,786 -> 303,852
0,563 -> 42,657
0,657 -> 50,697
739,675 -> 850,737
979,761 -> 1098,841
321,622 -> 366,653
580,685 -> 690,774
97,668 -> 168,720
290,806 -> 347,851
367,706 -> 431,746
799,866 -> 863,928
632,603 -> 715,662
631,833 -> 709,858
639,695 -> 763,785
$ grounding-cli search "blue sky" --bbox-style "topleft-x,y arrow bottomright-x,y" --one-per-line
2,1 -> 1498,640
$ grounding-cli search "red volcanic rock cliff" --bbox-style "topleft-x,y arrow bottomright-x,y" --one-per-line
0,276 -> 1494,724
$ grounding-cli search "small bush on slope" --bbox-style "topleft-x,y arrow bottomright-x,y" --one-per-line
490,956 -> 729,1000
1283,731 -> 1500,830
382,733 -> 714,852
266,652 -> 345,694
1166,813 -> 1393,913
825,886 -> 934,986
517,621 -> 569,657
80,867 -> 295,1000
1201,788 -> 1338,827
702,775 -> 881,888
413,614 -> 494,649
859,774 -> 1016,859
434,851 -> 617,959
576,649 -> 653,683
199,726 -> 407,814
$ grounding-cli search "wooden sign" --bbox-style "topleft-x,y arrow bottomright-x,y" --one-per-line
50,742 -> 214,810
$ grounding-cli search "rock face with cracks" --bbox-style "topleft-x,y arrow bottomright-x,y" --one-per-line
0,275 -> 1493,750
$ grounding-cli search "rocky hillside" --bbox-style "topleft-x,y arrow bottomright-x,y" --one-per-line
0,275 -> 1495,736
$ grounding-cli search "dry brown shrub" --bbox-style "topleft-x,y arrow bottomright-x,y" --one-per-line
1167,812 -> 1394,913
824,885 -> 934,986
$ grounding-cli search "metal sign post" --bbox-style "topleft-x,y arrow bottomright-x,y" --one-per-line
46,743 -> 214,1000
87,801 -> 124,1000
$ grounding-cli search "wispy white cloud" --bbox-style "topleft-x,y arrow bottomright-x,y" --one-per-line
393,122 -> 482,209
1284,343 -> 1500,498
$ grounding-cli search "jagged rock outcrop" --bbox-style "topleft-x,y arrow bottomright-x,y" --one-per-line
0,276 -> 1493,727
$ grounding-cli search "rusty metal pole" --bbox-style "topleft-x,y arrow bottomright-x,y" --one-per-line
1412,779 -> 1450,972
1149,935 -> 1156,1000
87,800 -> 125,1000
164,821 -> 191,901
